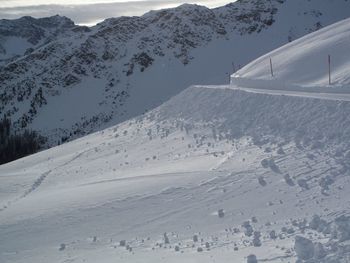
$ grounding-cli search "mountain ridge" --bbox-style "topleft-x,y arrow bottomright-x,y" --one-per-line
0,0 -> 349,148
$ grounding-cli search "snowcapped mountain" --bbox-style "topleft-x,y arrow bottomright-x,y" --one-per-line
1,17 -> 350,262
1,0 -> 350,147
0,15 -> 83,66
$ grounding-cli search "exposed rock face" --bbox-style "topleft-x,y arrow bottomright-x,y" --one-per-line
216,0 -> 283,35
0,0 -> 349,147
0,15 -> 79,65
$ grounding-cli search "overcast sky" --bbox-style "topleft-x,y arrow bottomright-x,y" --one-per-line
0,0 -> 235,26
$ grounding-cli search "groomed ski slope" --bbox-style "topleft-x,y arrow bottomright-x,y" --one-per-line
232,17 -> 350,90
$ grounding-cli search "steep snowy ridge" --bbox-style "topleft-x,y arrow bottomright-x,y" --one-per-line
0,0 -> 349,147
232,17 -> 350,89
0,15 -> 83,66
1,84 -> 350,262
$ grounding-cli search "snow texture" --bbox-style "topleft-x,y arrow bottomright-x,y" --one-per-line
1,2 -> 350,263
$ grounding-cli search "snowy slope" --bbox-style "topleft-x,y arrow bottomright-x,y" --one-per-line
1,0 -> 350,147
1,82 -> 350,263
232,17 -> 350,89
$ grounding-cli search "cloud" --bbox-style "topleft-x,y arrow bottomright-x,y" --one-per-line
0,0 -> 234,26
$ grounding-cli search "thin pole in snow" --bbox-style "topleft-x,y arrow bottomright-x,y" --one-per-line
232,62 -> 236,73
328,54 -> 331,85
270,57 -> 274,77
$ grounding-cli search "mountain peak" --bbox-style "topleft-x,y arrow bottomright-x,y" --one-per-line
0,14 -> 75,28
36,14 -> 76,27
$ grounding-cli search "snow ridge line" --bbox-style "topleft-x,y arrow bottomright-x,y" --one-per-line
194,84 -> 350,102
230,77 -> 350,94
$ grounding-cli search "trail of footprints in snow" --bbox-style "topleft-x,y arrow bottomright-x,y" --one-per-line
21,170 -> 51,198
1,151 -> 89,212
0,170 -> 52,212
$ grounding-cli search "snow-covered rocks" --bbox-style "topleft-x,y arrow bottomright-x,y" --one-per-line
309,215 -> 328,233
297,179 -> 309,190
284,174 -> 295,186
247,254 -> 258,263
294,236 -> 315,260
242,221 -> 254,237
260,158 -> 280,173
119,240 -> 126,247
291,215 -> 350,262
218,209 -> 225,218
332,215 -> 350,242
313,242 -> 326,260
258,176 -> 267,186
163,233 -> 170,244
197,247 -> 203,252
318,175 -> 334,192
269,230 -> 277,240
252,231 -> 262,247
59,243 -> 66,251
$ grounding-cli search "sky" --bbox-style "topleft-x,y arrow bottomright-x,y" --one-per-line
0,0 -> 235,26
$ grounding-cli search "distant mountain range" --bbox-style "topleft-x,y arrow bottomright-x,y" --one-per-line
0,0 -> 349,147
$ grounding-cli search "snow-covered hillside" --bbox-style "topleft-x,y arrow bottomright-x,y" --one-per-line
232,17 -> 350,90
1,82 -> 350,262
1,0 -> 350,146
1,6 -> 350,262
3,20 -> 350,259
